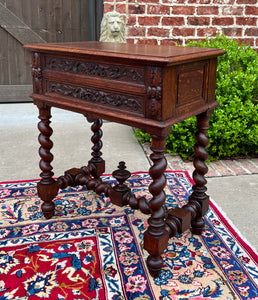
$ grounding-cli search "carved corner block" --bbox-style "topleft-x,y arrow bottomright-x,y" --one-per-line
143,229 -> 169,255
37,180 -> 59,219
88,160 -> 105,178
109,188 -> 130,207
189,195 -> 210,216
37,180 -> 59,201
200,196 -> 210,215
167,207 -> 191,233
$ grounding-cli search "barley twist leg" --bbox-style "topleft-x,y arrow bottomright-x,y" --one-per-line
87,117 -> 105,179
189,110 -> 212,234
144,137 -> 169,278
37,104 -> 59,219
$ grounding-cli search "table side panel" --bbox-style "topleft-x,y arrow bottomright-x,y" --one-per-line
162,59 -> 216,120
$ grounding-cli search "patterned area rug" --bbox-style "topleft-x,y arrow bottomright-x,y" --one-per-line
0,171 -> 257,300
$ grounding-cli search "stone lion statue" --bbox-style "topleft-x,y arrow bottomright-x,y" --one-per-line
100,11 -> 126,43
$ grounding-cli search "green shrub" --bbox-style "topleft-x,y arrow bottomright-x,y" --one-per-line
134,34 -> 258,160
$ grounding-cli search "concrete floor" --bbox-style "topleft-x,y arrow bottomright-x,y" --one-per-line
207,175 -> 258,250
1,103 -> 257,251
0,103 -> 150,180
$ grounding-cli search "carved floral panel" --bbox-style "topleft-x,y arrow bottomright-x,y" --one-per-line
45,57 -> 144,84
47,81 -> 143,114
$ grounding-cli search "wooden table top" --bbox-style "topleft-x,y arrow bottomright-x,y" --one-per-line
25,41 -> 226,66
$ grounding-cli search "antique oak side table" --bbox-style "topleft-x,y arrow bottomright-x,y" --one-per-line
25,42 -> 225,277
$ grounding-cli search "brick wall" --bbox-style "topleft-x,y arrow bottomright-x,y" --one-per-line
103,0 -> 258,49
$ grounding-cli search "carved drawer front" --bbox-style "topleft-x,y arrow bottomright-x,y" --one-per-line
44,56 -> 145,84
46,81 -> 143,115
43,56 -> 146,116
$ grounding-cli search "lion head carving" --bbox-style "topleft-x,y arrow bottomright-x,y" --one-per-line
100,11 -> 126,43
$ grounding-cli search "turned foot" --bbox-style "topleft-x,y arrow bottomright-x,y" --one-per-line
191,217 -> 205,235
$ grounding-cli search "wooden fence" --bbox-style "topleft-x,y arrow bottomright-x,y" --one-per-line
0,0 -> 102,102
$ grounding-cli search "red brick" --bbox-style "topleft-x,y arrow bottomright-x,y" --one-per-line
138,0 -> 159,2
236,17 -> 257,26
188,17 -> 210,26
103,4 -> 114,13
128,4 -> 145,14
245,6 -> 258,15
222,160 -> 249,175
237,0 -> 257,3
250,158 -> 258,168
161,39 -> 183,46
188,0 -> 212,3
222,28 -> 242,36
126,16 -> 136,26
166,154 -> 182,162
210,161 -> 233,176
137,38 -> 158,45
168,161 -> 184,171
163,0 -> 185,3
245,28 -> 258,36
197,6 -> 219,15
213,0 -> 234,3
206,164 -> 220,177
182,161 -> 195,176
237,38 -> 255,46
116,4 -> 126,13
212,17 -> 234,26
197,28 -> 218,36
162,17 -> 185,26
127,27 -> 146,37
222,6 -> 244,15
126,38 -> 135,44
236,159 -> 258,174
173,27 -> 195,36
138,16 -> 160,26
148,5 -> 170,15
148,27 -> 170,37
172,6 -> 195,15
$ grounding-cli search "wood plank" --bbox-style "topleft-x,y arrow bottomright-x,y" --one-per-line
8,34 -> 19,84
0,27 -> 9,84
62,0 -> 72,42
30,0 -> 40,35
0,2 -> 46,44
71,0 -> 80,41
22,0 -> 32,28
81,0 -> 91,40
0,85 -> 32,102
5,30 -> 31,85
38,0 -> 49,41
54,0 -> 63,42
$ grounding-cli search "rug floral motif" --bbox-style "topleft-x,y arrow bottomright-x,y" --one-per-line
0,171 -> 257,299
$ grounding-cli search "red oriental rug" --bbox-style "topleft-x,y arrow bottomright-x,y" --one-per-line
0,171 -> 257,299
